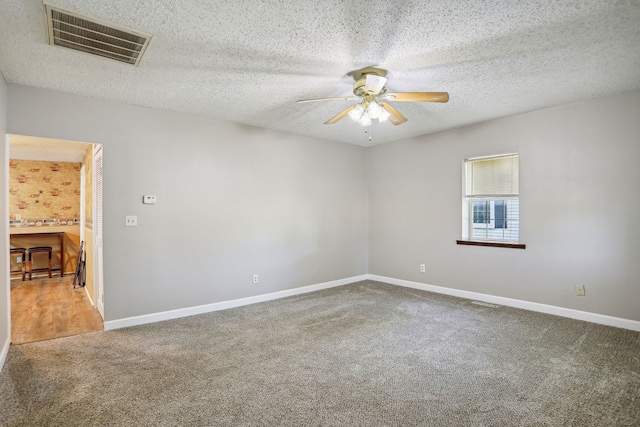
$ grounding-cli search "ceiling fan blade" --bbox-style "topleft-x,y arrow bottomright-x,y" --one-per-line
297,96 -> 359,104
324,105 -> 356,125
382,92 -> 449,103
379,102 -> 407,126
364,74 -> 388,94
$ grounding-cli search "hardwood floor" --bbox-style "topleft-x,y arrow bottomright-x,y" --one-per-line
11,275 -> 103,344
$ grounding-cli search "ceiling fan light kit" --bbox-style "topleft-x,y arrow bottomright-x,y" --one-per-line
297,69 -> 449,134
347,101 -> 389,126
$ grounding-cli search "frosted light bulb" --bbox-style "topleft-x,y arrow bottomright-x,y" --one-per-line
359,113 -> 372,126
367,102 -> 383,119
378,109 -> 391,122
348,103 -> 365,122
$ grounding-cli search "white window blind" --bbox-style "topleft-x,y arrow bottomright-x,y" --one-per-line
465,154 -> 519,197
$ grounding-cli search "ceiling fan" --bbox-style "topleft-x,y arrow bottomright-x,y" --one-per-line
297,68 -> 449,126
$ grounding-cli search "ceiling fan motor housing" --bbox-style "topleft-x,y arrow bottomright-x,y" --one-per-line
353,73 -> 387,97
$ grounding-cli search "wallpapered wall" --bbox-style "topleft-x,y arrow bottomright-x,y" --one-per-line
9,159 -> 81,224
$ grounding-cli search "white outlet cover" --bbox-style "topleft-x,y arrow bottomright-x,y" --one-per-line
125,215 -> 138,226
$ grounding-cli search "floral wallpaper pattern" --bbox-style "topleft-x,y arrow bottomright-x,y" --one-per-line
9,159 -> 81,226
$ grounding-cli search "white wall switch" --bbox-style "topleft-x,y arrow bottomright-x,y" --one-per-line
142,195 -> 157,204
125,215 -> 137,226
575,285 -> 585,296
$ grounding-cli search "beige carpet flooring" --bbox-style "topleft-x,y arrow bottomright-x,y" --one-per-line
1,280 -> 639,426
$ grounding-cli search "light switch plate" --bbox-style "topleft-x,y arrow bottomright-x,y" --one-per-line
142,195 -> 157,204
125,215 -> 137,226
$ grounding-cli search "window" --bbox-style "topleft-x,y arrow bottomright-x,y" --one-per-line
473,201 -> 491,227
461,154 -> 521,246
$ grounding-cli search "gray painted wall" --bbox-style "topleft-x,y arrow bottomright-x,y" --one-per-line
6,85 -> 369,321
3,83 -> 639,334
369,90 -> 640,321
0,73 -> 8,355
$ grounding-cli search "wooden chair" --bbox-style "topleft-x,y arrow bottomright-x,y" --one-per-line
28,246 -> 53,280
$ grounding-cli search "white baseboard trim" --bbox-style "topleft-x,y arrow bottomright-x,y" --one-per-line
0,336 -> 9,372
84,286 -> 94,307
368,274 -> 640,332
104,274 -> 368,331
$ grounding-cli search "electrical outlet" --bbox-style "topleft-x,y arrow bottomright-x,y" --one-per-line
575,285 -> 585,296
253,274 -> 259,284
125,215 -> 137,227
420,264 -> 426,273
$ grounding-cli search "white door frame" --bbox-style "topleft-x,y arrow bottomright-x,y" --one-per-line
93,144 -> 104,318
79,165 -> 85,258
4,136 -> 105,344
3,135 -> 10,362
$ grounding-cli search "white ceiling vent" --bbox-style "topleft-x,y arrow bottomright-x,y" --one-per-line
44,4 -> 151,66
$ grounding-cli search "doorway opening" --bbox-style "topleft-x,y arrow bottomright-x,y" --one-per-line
7,134 -> 104,344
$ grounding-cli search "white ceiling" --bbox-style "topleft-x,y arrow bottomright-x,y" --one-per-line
0,0 -> 639,147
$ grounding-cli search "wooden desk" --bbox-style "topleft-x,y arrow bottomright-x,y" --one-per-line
10,230 -> 66,277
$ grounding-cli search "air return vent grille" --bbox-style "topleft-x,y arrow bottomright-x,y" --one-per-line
471,301 -> 499,308
45,4 -> 151,66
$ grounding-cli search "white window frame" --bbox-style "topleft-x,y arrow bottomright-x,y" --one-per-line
462,153 -> 520,244
471,199 -> 496,229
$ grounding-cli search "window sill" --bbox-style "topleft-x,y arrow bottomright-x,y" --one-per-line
456,240 -> 526,249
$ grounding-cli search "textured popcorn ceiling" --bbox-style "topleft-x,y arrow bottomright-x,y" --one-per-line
0,0 -> 639,147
